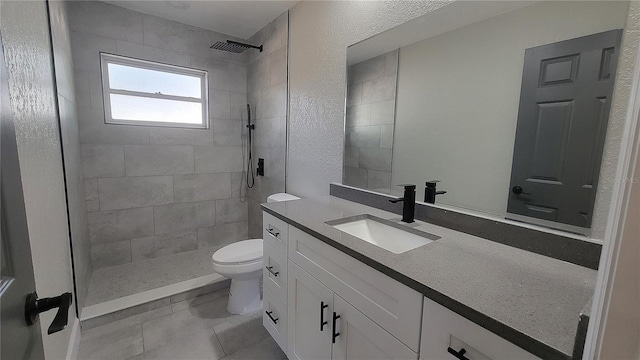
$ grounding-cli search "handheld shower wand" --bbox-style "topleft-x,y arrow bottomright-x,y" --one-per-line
246,104 -> 255,188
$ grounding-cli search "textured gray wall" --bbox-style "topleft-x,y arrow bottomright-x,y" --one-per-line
0,1 -> 76,357
288,1 -> 453,198
246,12 -> 289,238
49,0 -> 93,313
343,50 -> 398,192
68,1 -> 250,268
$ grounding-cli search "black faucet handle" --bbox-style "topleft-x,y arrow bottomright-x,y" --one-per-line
396,184 -> 416,190
426,180 -> 441,187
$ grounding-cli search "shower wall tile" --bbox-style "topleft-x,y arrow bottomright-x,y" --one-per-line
215,198 -> 248,225
213,119 -> 243,146
98,176 -> 174,211
131,231 -> 198,261
362,74 -> 397,103
247,198 -> 263,239
370,100 -> 395,125
124,145 -> 194,176
346,104 -> 371,128
174,173 -> 231,203
343,167 -> 368,189
68,1 -> 250,269
116,40 -> 191,68
346,126 -> 380,148
229,92 -> 248,121
70,31 -> 117,73
344,147 -> 359,168
91,239 -> 132,268
358,147 -> 392,172
68,1 -> 143,43
209,89 -> 231,119
380,125 -> 394,149
149,128 -> 214,146
245,11 -> 289,233
194,146 -> 243,174
231,172 -> 246,198
153,201 -> 216,235
78,105 -> 150,145
81,144 -> 125,179
270,47 -> 287,86
368,170 -> 392,191
88,207 -> 155,244
197,221 -> 249,249
141,14 -> 213,59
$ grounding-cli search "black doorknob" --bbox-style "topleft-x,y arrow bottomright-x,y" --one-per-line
25,292 -> 72,334
512,186 -> 529,195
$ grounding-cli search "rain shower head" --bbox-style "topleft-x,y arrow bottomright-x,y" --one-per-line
210,40 -> 263,53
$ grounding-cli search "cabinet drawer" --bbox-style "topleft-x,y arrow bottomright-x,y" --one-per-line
288,226 -> 423,352
263,286 -> 287,353
263,212 -> 288,255
263,242 -> 287,304
420,297 -> 540,360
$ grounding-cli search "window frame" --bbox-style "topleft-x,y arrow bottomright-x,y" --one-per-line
100,53 -> 209,129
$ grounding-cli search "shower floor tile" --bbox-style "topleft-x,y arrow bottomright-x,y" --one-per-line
85,248 -> 217,306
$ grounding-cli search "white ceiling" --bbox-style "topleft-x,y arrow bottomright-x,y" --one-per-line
102,0 -> 298,39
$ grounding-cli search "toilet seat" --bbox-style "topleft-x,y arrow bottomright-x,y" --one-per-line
212,239 -> 263,265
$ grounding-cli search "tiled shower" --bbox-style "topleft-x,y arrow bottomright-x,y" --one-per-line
59,1 -> 288,317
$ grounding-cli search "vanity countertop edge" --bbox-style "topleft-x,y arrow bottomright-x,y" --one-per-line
261,196 -> 597,360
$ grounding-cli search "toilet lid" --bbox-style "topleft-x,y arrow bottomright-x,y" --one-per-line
212,239 -> 263,265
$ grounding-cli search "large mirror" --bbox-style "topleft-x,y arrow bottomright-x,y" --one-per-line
343,1 -> 630,236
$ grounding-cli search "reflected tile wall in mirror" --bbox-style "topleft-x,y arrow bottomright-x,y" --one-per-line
343,49 -> 398,193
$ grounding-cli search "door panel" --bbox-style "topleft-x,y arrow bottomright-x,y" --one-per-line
508,29 -> 622,228
0,30 -> 46,360
287,261 -> 333,360
332,295 -> 417,360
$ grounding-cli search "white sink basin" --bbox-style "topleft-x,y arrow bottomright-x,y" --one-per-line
329,216 -> 438,254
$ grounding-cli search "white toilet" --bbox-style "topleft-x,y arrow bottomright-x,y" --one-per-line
212,192 -> 300,315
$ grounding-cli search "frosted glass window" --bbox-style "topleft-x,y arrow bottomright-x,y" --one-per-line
101,53 -> 208,128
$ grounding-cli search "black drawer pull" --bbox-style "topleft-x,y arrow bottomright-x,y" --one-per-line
447,347 -> 469,360
332,312 -> 341,343
266,228 -> 280,238
320,301 -> 329,331
265,310 -> 278,324
266,266 -> 279,277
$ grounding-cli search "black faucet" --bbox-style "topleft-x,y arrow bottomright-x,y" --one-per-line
389,184 -> 416,223
425,180 -> 447,204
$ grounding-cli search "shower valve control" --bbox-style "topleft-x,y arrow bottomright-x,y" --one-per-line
257,158 -> 265,176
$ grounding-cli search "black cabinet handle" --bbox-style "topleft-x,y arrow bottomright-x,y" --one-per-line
332,312 -> 341,343
447,347 -> 470,360
266,266 -> 279,277
25,292 -> 72,335
320,301 -> 329,331
266,228 -> 280,238
265,310 -> 278,324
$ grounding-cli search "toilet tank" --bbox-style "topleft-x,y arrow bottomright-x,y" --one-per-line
267,193 -> 300,203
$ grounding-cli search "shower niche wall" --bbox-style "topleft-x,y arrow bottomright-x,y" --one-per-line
60,1 -> 289,319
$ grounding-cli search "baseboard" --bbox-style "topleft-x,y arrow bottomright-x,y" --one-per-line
65,317 -> 80,360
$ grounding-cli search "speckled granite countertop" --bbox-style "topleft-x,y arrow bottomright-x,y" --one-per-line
262,196 -> 597,360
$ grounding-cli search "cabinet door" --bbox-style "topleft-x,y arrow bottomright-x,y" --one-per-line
332,295 -> 418,360
287,261 -> 334,360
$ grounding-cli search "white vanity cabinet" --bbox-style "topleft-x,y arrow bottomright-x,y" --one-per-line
419,297 -> 540,360
262,211 -> 541,360
287,261 -> 417,360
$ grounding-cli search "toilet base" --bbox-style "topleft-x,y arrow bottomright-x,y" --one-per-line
227,277 -> 262,315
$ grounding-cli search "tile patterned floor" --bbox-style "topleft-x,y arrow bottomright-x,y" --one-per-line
78,287 -> 286,360
86,249 -> 217,306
